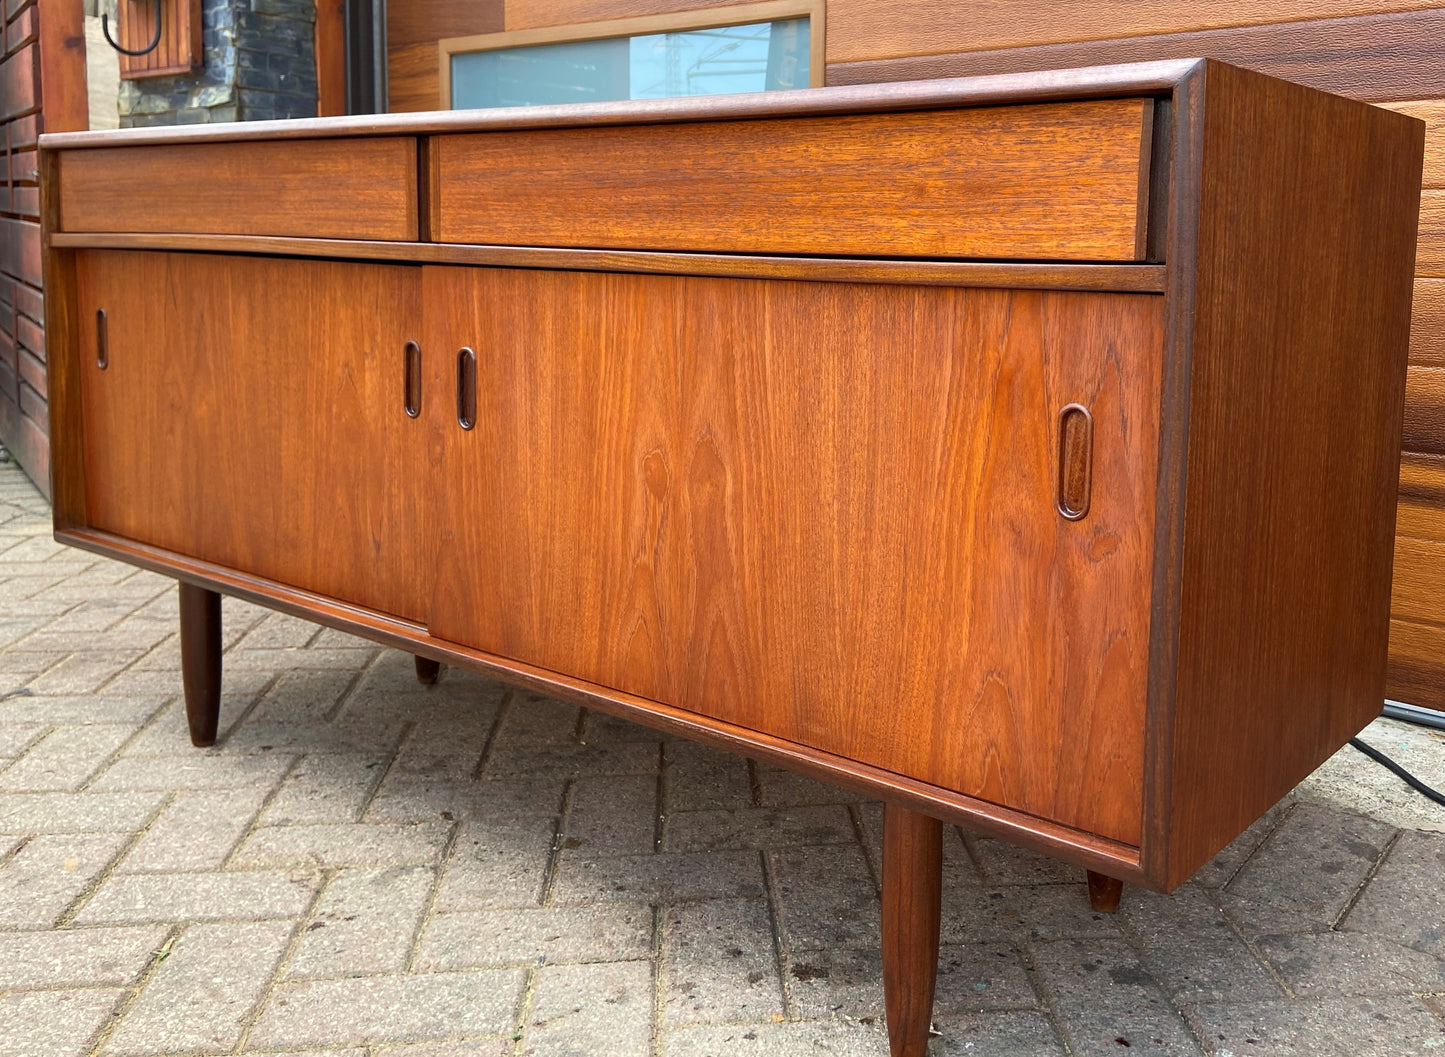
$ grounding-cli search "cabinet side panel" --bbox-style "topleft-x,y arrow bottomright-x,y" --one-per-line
76,251 -> 430,623
1167,62 -> 1424,886
428,268 -> 1163,845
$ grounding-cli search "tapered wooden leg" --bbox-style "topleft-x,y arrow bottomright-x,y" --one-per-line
882,803 -> 943,1057
178,583 -> 222,748
1087,870 -> 1124,913
414,656 -> 441,684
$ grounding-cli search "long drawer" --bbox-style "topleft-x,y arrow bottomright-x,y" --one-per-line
430,99 -> 1157,260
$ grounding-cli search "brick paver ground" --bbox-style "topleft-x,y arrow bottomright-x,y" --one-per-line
0,455 -> 1443,1056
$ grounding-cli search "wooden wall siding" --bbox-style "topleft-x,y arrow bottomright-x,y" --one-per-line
0,0 -> 83,493
115,0 -> 201,80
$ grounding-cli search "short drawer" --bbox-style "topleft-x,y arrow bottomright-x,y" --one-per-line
432,98 -> 1155,261
59,138 -> 419,241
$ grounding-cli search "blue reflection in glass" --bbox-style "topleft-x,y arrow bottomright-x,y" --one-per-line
449,18 -> 809,110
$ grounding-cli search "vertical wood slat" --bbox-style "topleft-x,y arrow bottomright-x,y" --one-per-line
118,0 -> 201,80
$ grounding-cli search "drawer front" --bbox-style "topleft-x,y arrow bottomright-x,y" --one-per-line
426,267 -> 1164,845
432,99 -> 1154,261
59,138 -> 419,241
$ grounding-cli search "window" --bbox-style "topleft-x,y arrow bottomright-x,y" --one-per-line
439,0 -> 823,111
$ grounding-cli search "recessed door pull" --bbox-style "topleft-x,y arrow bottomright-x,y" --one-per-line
96,308 -> 109,370
1057,403 -> 1093,520
456,347 -> 476,430
403,340 -> 422,418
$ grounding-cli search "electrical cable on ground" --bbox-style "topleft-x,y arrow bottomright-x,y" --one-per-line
1349,738 -> 1445,807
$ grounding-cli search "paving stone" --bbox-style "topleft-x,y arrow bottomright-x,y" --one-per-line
1256,931 -> 1445,996
1186,995 -> 1445,1056
491,695 -> 580,746
0,831 -> 131,927
288,865 -> 435,978
772,844 -> 879,950
1192,801 -> 1294,890
228,646 -> 380,672
933,1011 -> 1069,1056
664,804 -> 856,853
231,820 -> 453,869
526,960 -> 654,1057
552,849 -> 765,906
483,740 -> 661,779
663,1019 -> 889,1056
0,988 -> 125,1057
366,772 -> 568,825
418,904 -> 654,970
1222,801 -> 1396,934
433,816 -> 557,912
74,869 -> 319,924
0,790 -> 164,834
564,774 -> 659,855
91,750 -> 295,791
248,969 -> 526,1048
246,668 -> 363,726
372,1044 -> 512,1057
1297,719 -> 1445,834
664,897 -> 783,1027
581,708 -> 668,744
1341,829 -> 1445,956
258,752 -> 390,825
0,924 -> 169,987
0,721 -> 44,757
0,693 -> 168,724
27,651 -> 146,695
235,611 -> 324,650
1031,938 -> 1203,1056
969,836 -> 1085,885
0,724 -> 135,791
118,786 -> 272,872
1120,885 -> 1281,1002
402,703 -> 503,756
223,714 -> 413,756
102,919 -> 296,1055
757,767 -> 868,807
935,943 -> 1039,1014
665,740 -> 754,811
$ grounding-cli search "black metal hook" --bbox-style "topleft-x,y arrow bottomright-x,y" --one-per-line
102,0 -> 164,57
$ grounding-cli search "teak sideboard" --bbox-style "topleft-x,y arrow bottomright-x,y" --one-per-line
39,60 -> 1422,1057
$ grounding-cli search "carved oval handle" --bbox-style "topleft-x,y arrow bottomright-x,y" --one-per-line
456,347 -> 477,431
1056,403 -> 1093,521
403,340 -> 421,418
96,308 -> 109,370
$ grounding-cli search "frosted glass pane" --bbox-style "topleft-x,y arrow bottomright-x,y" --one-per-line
450,18 -> 809,110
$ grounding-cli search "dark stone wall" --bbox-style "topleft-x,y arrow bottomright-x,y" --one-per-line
119,0 -> 316,127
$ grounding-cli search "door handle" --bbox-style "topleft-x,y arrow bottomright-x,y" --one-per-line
1056,403 -> 1093,520
456,347 -> 476,430
403,340 -> 421,418
96,308 -> 109,370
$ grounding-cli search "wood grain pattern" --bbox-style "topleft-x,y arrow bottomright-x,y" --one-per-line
426,267 -> 1164,845
1417,190 -> 1445,277
1400,451 -> 1445,502
1390,534 -> 1445,625
434,100 -> 1153,260
57,522 -> 1149,883
390,0 -> 504,49
1383,101 -> 1444,187
1403,366 -> 1445,453
76,251 -> 430,622
823,0 -> 1439,64
1385,616 -> 1445,710
881,804 -> 942,1057
1395,495 -> 1445,543
1165,62 -> 1422,886
47,233 -> 1168,292
58,139 -> 419,241
315,0 -> 346,117
40,149 -> 84,527
504,0 -> 732,32
827,10 -> 1445,104
388,40 -> 441,113
1409,279 -> 1445,367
